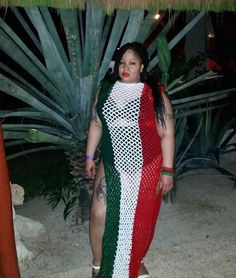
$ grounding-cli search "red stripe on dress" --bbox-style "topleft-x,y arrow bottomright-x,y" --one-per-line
129,84 -> 163,278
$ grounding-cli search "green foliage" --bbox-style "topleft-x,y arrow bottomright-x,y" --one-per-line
43,176 -> 80,221
9,150 -> 84,220
175,106 -> 236,183
169,72 -> 236,185
0,6 -> 172,157
154,36 -> 236,187
9,151 -> 72,200
1,6 -> 235,218
156,34 -> 171,86
0,8 -> 207,160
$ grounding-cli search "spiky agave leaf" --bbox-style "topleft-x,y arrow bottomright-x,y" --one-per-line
1,6 -> 235,219
0,6 -> 166,157
0,8 -> 209,157
148,12 -> 206,71
0,6 -> 166,221
156,34 -> 171,86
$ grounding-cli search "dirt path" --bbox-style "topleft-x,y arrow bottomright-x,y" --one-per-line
17,164 -> 236,278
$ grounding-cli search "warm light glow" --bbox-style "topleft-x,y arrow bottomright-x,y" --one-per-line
154,13 -> 160,20
208,32 -> 215,38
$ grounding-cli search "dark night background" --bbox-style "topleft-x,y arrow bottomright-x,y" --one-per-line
0,10 -> 236,111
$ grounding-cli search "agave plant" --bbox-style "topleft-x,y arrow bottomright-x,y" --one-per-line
173,83 -> 236,166
0,7 -> 182,154
155,34 -> 236,194
175,104 -> 236,184
0,6 -> 208,220
0,6 -> 234,219
168,70 -> 236,188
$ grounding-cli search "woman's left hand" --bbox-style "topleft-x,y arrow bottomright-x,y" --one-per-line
158,174 -> 174,195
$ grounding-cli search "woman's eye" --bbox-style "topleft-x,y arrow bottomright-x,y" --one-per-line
119,61 -> 137,66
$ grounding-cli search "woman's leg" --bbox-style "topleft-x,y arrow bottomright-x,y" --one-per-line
89,160 -> 151,277
138,263 -> 149,276
89,160 -> 106,270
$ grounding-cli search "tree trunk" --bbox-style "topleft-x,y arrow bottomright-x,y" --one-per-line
0,124 -> 20,277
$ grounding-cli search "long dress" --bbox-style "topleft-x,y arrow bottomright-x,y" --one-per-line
96,81 -> 163,278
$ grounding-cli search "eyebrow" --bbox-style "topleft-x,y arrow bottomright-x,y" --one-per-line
120,58 -> 139,62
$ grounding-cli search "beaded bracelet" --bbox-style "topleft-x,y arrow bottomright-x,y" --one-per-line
161,166 -> 175,173
86,154 -> 94,160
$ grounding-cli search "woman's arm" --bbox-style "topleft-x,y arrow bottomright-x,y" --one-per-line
85,95 -> 102,179
157,93 -> 175,194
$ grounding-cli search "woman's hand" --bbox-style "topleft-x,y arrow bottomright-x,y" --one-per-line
85,160 -> 96,179
158,174 -> 173,195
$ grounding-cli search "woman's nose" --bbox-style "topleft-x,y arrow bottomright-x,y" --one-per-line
123,63 -> 129,70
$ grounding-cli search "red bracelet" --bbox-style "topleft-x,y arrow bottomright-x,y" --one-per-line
161,166 -> 175,173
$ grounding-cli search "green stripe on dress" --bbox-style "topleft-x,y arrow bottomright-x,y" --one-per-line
97,164 -> 121,277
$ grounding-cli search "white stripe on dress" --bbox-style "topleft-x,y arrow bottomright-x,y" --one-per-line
102,81 -> 144,277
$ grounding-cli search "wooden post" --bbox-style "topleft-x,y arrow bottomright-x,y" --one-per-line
0,124 -> 21,277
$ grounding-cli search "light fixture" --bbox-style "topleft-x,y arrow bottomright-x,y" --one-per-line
208,32 -> 215,38
154,12 -> 160,20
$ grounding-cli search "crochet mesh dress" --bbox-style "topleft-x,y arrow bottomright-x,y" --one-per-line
96,81 -> 163,278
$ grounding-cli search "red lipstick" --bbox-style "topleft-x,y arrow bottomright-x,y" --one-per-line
122,72 -> 130,77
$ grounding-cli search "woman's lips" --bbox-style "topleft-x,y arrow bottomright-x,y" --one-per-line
122,72 -> 130,77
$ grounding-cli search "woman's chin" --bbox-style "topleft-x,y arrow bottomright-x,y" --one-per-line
120,78 -> 140,84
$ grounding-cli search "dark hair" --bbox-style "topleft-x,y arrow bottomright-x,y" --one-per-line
110,42 -> 166,126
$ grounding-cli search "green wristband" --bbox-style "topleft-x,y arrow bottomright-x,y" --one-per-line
161,170 -> 175,177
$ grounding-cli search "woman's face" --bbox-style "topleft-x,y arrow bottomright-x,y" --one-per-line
118,49 -> 144,83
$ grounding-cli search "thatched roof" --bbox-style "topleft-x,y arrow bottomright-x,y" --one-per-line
0,0 -> 236,12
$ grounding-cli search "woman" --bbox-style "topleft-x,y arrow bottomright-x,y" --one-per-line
86,42 -> 175,278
